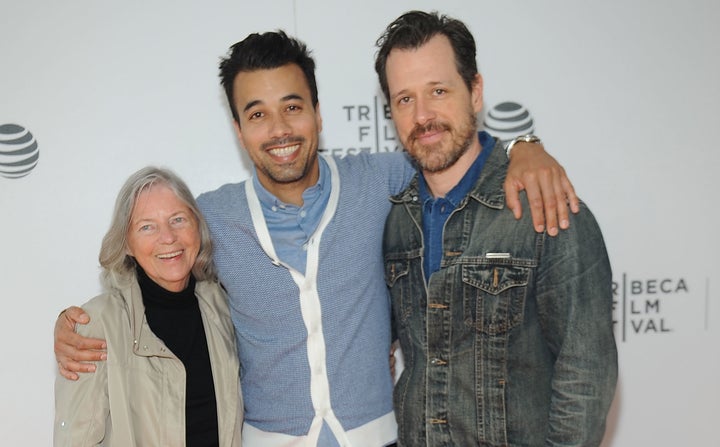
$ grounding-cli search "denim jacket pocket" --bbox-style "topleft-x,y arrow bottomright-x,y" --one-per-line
385,258 -> 409,287
462,262 -> 530,335
385,249 -> 422,325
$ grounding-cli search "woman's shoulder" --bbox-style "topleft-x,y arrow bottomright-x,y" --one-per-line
195,280 -> 229,309
77,290 -> 130,337
82,288 -> 126,313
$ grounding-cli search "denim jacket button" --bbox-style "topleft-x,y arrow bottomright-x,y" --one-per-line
430,357 -> 447,366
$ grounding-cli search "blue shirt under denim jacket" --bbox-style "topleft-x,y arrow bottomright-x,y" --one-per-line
198,152 -> 416,447
418,131 -> 494,282
383,135 -> 618,446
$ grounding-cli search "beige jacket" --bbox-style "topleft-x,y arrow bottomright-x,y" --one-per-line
54,275 -> 242,446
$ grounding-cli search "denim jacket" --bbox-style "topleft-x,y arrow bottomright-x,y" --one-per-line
383,139 -> 618,446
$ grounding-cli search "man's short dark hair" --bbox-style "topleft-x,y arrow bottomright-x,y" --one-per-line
374,10 -> 478,101
219,31 -> 319,122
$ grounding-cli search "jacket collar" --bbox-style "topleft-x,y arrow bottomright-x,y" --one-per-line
111,272 -> 226,359
111,276 -> 173,358
391,134 -> 507,211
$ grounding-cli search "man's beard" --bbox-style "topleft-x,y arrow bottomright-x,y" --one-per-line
406,111 -> 477,173
257,136 -> 314,184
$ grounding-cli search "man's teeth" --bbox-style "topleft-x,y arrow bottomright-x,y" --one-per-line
157,250 -> 183,259
268,144 -> 300,157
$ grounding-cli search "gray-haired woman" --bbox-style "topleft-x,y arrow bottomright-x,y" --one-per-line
54,166 -> 242,447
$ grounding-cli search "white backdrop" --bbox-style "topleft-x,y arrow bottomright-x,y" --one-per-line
1,1 -> 718,445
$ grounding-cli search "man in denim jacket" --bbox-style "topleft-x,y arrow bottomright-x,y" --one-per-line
376,11 -> 618,446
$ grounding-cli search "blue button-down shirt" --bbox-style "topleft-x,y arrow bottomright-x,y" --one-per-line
418,131 -> 495,282
252,157 -> 332,275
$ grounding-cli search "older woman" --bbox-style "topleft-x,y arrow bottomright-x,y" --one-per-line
54,167 -> 242,447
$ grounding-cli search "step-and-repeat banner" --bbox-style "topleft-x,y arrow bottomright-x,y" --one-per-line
2,1 -> 718,445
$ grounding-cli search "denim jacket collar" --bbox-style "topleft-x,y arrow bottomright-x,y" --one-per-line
390,133 -> 507,211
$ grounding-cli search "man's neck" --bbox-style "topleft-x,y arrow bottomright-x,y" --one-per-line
423,141 -> 482,198
257,161 -> 320,206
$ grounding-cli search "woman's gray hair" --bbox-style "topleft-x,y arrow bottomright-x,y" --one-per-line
99,166 -> 217,286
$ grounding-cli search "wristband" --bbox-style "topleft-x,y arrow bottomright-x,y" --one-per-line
505,134 -> 542,158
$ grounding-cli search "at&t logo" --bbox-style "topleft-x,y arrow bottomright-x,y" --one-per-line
0,124 -> 40,179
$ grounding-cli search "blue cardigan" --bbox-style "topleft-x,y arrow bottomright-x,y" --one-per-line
197,151 -> 414,446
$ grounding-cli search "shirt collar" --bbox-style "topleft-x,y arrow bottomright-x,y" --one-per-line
418,131 -> 495,206
252,156 -> 329,212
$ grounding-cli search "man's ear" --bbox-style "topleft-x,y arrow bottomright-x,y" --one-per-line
471,73 -> 484,113
314,102 -> 323,134
232,120 -> 245,148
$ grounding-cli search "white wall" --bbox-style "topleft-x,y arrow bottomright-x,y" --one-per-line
1,1 -> 718,444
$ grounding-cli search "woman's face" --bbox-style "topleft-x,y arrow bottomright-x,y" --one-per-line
126,184 -> 200,292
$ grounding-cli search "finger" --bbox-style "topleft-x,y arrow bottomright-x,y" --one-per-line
533,167 -> 559,236
543,164 -> 570,236
58,363 -> 79,381
55,339 -> 106,377
55,329 -> 106,357
56,344 -> 105,370
509,167 -> 569,235
555,197 -> 570,231
542,181 -> 560,236
75,336 -> 107,351
60,358 -> 98,375
551,169 -> 570,231
523,174 -> 545,233
55,308 -> 106,355
560,174 -> 580,214
55,308 -> 88,348
64,306 -> 90,324
71,347 -> 107,362
503,177 -> 524,220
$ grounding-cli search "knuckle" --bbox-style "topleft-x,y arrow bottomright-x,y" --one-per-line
544,200 -> 558,210
524,172 -> 538,182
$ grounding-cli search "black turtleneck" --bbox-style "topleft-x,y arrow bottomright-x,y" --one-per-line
137,266 -> 219,447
